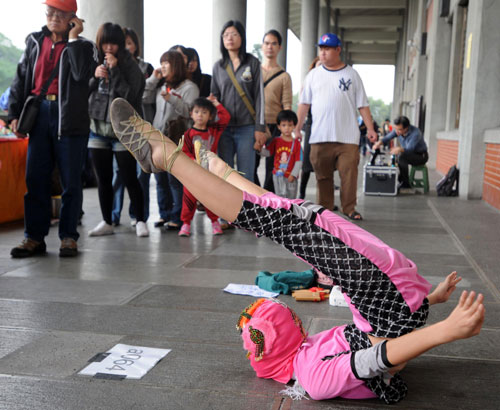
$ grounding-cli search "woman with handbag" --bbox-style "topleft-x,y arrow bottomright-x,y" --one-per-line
211,20 -> 267,185
142,50 -> 199,229
87,22 -> 148,237
8,0 -> 97,258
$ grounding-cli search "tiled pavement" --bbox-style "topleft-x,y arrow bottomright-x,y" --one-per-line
0,164 -> 499,410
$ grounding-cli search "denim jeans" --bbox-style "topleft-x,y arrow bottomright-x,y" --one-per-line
217,124 -> 256,183
24,99 -> 88,241
154,171 -> 172,221
167,174 -> 183,225
112,161 -> 150,223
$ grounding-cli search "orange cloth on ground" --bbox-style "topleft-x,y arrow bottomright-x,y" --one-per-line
0,138 -> 28,223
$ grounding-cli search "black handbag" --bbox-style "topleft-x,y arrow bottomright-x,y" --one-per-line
17,60 -> 60,135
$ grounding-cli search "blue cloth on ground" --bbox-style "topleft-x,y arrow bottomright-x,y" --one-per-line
255,269 -> 315,295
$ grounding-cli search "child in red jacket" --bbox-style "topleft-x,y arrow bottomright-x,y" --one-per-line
179,96 -> 230,236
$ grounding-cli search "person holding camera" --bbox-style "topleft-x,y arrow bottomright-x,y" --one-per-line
8,0 -> 98,258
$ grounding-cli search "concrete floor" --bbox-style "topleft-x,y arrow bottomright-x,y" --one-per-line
0,163 -> 499,410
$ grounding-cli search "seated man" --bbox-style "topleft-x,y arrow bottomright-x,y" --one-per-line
373,116 -> 428,194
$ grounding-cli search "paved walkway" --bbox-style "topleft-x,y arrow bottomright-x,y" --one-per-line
0,164 -> 499,410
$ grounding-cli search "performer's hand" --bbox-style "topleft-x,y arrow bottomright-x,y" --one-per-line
442,291 -> 485,341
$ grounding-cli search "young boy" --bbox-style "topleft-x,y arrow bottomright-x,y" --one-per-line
259,110 -> 302,199
179,96 -> 230,236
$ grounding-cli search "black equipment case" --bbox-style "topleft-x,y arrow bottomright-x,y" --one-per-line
363,164 -> 398,196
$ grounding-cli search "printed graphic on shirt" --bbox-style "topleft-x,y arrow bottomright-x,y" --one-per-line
275,146 -> 291,176
241,66 -> 253,82
339,78 -> 352,91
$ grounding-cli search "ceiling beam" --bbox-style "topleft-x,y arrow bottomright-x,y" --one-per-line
347,43 -> 397,53
331,0 -> 406,9
338,15 -> 404,28
349,52 -> 396,65
343,30 -> 400,42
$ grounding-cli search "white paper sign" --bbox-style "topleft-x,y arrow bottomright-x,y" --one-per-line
223,283 -> 279,298
329,286 -> 349,307
79,344 -> 171,379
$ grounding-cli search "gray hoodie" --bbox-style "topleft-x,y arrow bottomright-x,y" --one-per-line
143,76 -> 199,133
211,54 -> 265,132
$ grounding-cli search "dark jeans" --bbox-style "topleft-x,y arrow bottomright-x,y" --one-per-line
112,161 -> 150,223
218,125 -> 256,183
154,171 -> 182,224
24,99 -> 88,242
398,151 -> 429,187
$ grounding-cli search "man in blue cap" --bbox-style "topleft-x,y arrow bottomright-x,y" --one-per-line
295,33 -> 377,220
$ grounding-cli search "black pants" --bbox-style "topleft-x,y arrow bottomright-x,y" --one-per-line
90,149 -> 144,224
398,151 -> 428,187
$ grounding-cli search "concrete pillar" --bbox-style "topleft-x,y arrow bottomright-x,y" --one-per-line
79,0 -> 144,54
458,0 -> 500,199
300,0 -> 319,83
211,0 -> 247,66
317,2 -> 330,39
265,0 -> 289,69
445,5 -> 465,131
392,13 -> 407,119
423,0 -> 452,167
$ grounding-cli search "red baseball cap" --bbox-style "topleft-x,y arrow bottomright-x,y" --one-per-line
43,0 -> 77,13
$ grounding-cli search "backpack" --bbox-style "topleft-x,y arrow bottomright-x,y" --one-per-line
436,165 -> 459,197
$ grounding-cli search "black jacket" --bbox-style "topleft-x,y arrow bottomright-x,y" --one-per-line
8,26 -> 98,136
88,51 -> 145,123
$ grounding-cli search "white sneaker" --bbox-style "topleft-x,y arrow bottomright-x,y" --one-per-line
136,221 -> 149,237
130,219 -> 137,227
88,221 -> 114,237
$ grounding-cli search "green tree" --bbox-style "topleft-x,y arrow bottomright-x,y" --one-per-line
0,33 -> 23,95
251,43 -> 262,62
368,97 -> 392,126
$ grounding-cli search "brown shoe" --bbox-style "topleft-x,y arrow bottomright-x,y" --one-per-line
10,238 -> 46,258
59,238 -> 78,257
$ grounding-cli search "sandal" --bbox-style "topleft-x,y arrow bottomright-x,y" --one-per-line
110,98 -> 179,173
193,139 -> 241,181
346,211 -> 363,221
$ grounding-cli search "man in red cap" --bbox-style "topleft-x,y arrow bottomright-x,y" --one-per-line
8,0 -> 98,257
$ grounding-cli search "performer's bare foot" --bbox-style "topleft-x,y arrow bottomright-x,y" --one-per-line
428,271 -> 462,305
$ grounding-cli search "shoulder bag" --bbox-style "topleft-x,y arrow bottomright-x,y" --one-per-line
17,59 -> 61,135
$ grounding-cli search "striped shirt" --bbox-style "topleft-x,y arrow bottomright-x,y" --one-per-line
300,65 -> 368,145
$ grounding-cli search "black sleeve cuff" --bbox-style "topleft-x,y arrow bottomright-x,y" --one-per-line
350,352 -> 362,380
381,340 -> 395,368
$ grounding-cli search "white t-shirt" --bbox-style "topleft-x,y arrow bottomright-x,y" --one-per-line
300,65 -> 368,145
